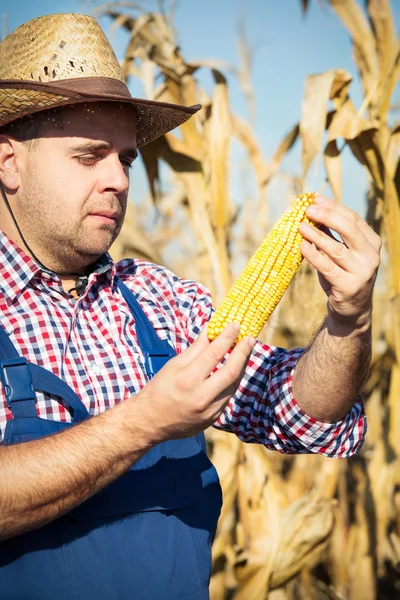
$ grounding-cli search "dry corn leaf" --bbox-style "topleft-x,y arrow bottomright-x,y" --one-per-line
348,464 -> 376,600
139,131 -> 228,300
385,124 -> 400,180
329,68 -> 353,104
388,361 -> 400,455
328,0 -> 380,106
208,70 -> 232,231
231,114 -> 268,240
156,188 -> 187,218
140,58 -> 156,99
327,99 -> 378,141
378,42 -> 400,122
382,173 -> 400,297
234,489 -> 336,596
234,442 -> 336,596
366,0 -> 396,83
324,96 -> 381,199
324,139 -> 342,203
234,445 -> 289,599
348,132 -> 384,192
326,98 -> 383,191
209,430 -> 241,581
367,439 -> 399,575
262,124 -> 300,187
164,132 -> 204,163
389,531 -> 400,563
269,494 -> 336,590
300,70 -> 337,179
109,205 -> 164,264
231,115 -> 267,205
179,170 -> 230,301
236,22 -> 256,124
155,78 -> 204,149
139,138 -> 162,203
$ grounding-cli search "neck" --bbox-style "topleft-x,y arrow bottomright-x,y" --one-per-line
60,273 -> 90,299
60,275 -> 82,299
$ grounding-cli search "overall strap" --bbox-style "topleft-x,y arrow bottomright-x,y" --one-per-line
117,278 -> 206,450
0,278 -> 177,421
0,326 -> 89,422
117,278 -> 177,378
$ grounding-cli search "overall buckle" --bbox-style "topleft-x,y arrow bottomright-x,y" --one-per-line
143,351 -> 174,379
0,357 -> 36,407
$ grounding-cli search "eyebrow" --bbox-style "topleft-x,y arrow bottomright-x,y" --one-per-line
69,142 -> 138,160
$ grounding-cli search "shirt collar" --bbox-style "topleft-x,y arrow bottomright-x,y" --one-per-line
0,229 -> 41,303
0,229 -> 115,303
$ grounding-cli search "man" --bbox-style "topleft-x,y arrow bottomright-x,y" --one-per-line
0,13 -> 380,600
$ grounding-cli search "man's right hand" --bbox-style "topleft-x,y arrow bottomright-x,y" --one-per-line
136,323 -> 256,443
0,323 -> 255,541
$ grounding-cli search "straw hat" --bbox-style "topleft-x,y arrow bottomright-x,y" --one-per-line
0,13 -> 201,146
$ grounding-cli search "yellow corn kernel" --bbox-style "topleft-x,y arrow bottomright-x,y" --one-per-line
207,192 -> 319,343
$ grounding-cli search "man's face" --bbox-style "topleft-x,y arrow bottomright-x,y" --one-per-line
14,102 -> 137,270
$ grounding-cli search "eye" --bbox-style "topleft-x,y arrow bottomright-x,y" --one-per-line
120,157 -> 134,170
78,155 -> 99,167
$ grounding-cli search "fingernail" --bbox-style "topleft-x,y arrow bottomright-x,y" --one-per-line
313,195 -> 326,204
248,336 -> 256,348
299,222 -> 312,232
231,322 -> 240,333
307,205 -> 318,216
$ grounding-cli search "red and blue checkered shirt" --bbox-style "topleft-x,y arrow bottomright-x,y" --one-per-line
0,230 -> 366,456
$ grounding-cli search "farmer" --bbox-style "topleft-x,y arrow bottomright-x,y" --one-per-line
0,13 -> 380,600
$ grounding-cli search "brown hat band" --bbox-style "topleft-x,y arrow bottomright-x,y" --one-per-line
0,76 -> 198,115
0,77 -> 131,100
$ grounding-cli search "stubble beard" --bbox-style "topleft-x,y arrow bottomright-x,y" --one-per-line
18,169 -> 124,270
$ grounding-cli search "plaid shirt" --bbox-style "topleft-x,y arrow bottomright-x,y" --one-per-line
0,230 -> 366,456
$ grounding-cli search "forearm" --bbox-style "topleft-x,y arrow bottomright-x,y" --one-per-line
292,312 -> 372,423
0,396 -> 153,541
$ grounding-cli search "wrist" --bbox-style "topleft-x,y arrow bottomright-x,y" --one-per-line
326,309 -> 372,336
128,389 -> 167,448
115,394 -> 158,453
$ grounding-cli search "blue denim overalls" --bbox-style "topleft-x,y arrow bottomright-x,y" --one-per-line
0,278 -> 222,599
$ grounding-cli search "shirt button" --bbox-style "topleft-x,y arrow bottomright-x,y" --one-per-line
42,272 -> 51,279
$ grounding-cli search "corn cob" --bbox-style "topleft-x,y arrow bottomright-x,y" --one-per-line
207,192 -> 319,343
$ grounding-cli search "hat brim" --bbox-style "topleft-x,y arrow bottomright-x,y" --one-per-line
0,77 -> 201,147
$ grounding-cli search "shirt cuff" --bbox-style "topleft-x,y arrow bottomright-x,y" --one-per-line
272,367 -> 367,458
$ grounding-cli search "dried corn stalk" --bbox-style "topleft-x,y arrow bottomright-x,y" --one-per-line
98,0 -> 400,598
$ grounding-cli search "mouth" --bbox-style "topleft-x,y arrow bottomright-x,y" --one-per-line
88,211 -> 119,225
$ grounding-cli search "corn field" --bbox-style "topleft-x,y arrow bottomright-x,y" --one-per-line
96,1 -> 400,598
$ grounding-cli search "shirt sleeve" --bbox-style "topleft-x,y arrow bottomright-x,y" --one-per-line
176,274 -> 367,459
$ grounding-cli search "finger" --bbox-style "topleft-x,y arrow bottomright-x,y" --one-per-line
206,358 -> 250,421
299,221 -> 355,272
178,326 -> 210,366
306,202 -> 369,253
300,238 -> 349,281
186,322 -> 241,380
201,335 -> 256,399
319,224 -> 343,242
317,224 -> 380,276
311,195 -> 381,253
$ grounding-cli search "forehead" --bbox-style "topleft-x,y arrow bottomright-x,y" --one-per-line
41,102 -> 137,146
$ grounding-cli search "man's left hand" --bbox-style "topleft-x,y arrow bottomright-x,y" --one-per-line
298,195 -> 382,329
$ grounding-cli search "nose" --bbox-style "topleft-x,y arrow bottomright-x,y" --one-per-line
98,155 -> 130,195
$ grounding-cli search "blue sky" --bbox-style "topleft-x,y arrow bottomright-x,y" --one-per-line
3,0 -> 400,219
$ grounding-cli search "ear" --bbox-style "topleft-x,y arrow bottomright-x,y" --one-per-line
0,136 -> 21,191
